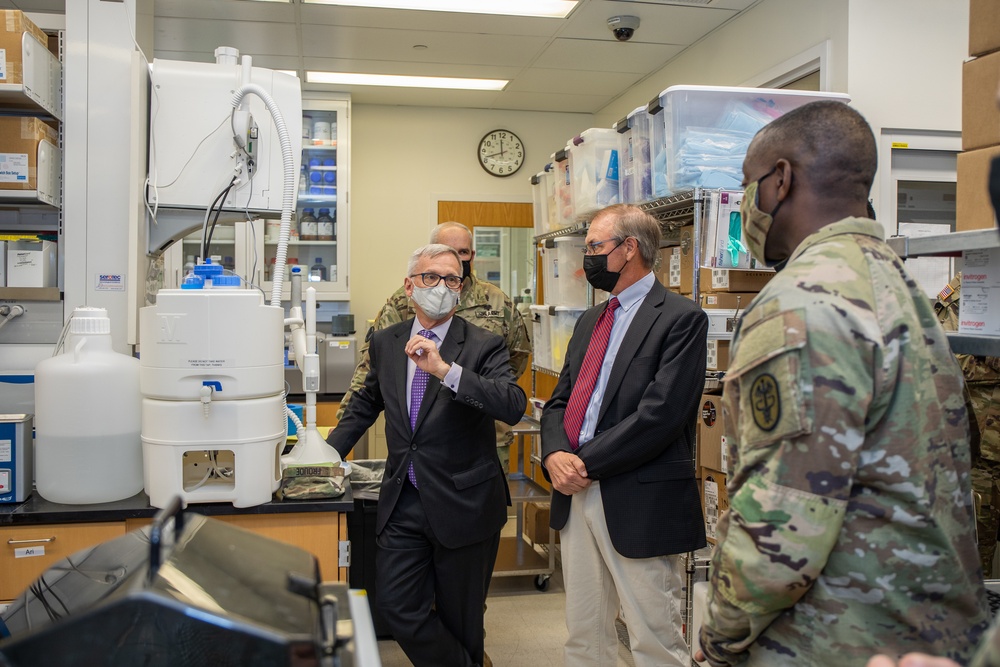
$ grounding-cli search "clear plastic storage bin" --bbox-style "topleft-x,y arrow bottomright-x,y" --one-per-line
617,106 -> 653,204
529,304 -> 553,372
569,128 -> 620,218
649,86 -> 851,197
542,243 -> 559,306
552,306 -> 586,371
553,235 -> 588,307
554,144 -> 575,228
546,154 -> 560,232
531,169 -> 552,238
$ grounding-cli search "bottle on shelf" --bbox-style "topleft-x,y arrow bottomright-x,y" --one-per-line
309,258 -> 327,282
183,255 -> 196,277
308,157 -> 323,195
317,208 -> 335,241
299,164 -> 307,193
323,169 -> 337,196
299,208 -> 318,241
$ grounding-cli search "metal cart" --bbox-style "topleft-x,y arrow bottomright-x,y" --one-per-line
492,415 -> 557,591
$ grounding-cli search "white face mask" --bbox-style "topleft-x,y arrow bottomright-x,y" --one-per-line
411,283 -> 459,319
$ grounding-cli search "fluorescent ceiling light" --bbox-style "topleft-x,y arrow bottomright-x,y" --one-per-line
301,0 -> 578,19
307,71 -> 507,90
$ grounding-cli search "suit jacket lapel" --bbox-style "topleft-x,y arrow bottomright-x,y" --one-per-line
413,316 -> 465,434
395,323 -> 412,431
597,282 -> 664,425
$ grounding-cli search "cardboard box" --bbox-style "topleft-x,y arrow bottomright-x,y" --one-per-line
699,291 -> 757,311
697,393 -> 727,472
699,267 -> 774,293
706,338 -> 731,371
963,51 -> 1000,151
0,117 -> 58,191
957,144 -> 1000,232
0,11 -> 48,86
665,225 -> 695,294
970,0 -> 1000,57
700,468 -> 729,545
524,500 -> 559,546
959,247 -> 1000,334
7,239 -> 55,287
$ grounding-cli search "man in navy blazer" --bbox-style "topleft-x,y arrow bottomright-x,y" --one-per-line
542,204 -> 708,666
329,244 -> 527,667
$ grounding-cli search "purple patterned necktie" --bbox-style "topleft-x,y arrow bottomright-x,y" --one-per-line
408,329 -> 435,488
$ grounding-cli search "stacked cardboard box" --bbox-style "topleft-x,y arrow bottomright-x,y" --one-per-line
957,0 -> 1000,231
0,11 -> 48,87
0,117 -> 58,192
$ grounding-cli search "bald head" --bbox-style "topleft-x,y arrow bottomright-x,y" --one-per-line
749,101 -> 877,202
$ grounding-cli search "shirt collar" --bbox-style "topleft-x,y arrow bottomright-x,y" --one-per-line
787,217 -> 886,265
410,316 -> 453,344
613,270 -> 655,312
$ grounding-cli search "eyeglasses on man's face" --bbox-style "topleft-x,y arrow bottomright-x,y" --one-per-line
410,272 -> 463,290
582,237 -> 623,256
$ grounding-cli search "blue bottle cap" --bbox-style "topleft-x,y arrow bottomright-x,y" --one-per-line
181,274 -> 205,289
212,275 -> 241,288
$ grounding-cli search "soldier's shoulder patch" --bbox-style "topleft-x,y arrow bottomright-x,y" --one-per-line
750,373 -> 781,431
477,309 -> 502,318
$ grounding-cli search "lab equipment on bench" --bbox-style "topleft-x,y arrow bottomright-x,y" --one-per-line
33,307 -> 142,505
0,498 -> 379,666
0,414 -> 32,503
139,261 -> 286,509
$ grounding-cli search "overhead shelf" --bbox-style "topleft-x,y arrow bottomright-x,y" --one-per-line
886,228 -> 1000,258
946,333 -> 1000,357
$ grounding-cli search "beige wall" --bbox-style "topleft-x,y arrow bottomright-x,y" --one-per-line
349,104 -> 592,326
846,0 -> 968,209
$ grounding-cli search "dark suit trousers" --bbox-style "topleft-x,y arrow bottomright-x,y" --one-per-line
375,481 -> 501,667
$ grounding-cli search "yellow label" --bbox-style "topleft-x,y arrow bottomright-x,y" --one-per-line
891,142 -> 909,149
338,341 -> 350,349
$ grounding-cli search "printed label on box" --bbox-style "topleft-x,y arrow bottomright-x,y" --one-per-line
706,339 -> 718,370
0,48 -> 6,80
962,248 -> 1000,288
95,273 -> 126,292
721,435 -> 729,474
0,153 -> 28,182
669,249 -> 681,287
959,286 -> 1000,335
0,438 -> 10,463
704,478 -> 720,540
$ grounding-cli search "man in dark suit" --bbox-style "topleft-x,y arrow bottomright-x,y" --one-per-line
328,243 -> 527,667
542,204 -> 708,666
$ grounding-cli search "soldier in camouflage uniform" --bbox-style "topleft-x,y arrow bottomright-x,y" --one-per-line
696,101 -> 989,666
936,273 -> 1000,576
338,221 -> 531,471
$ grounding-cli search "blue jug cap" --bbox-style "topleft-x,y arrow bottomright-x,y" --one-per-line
181,274 -> 205,289
212,275 -> 241,287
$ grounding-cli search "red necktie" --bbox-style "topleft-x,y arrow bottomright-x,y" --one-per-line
563,297 -> 620,449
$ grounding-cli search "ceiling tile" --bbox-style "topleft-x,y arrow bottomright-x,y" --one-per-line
154,17 -> 301,57
301,24 -> 549,68
507,67 -> 641,95
154,0 -> 295,22
560,0 -> 737,44
535,38 -> 684,73
299,4 -> 566,37
302,56 -> 520,80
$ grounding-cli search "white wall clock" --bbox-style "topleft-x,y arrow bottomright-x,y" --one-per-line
478,129 -> 525,177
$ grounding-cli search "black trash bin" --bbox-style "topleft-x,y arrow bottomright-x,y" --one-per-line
346,460 -> 393,639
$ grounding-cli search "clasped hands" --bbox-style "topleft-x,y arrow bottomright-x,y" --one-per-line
405,334 -> 451,379
544,450 -> 591,495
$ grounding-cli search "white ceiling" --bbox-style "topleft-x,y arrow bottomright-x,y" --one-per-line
1,0 -> 759,113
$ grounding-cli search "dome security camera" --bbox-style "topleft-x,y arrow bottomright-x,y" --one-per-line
607,15 -> 640,42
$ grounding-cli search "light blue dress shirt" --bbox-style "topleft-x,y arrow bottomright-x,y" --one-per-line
576,270 -> 655,448
406,317 -> 463,416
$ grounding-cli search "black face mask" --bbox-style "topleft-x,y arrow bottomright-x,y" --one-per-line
583,240 -> 627,292
462,260 -> 472,281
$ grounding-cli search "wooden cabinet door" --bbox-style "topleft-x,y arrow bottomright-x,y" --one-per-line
0,522 -> 126,601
